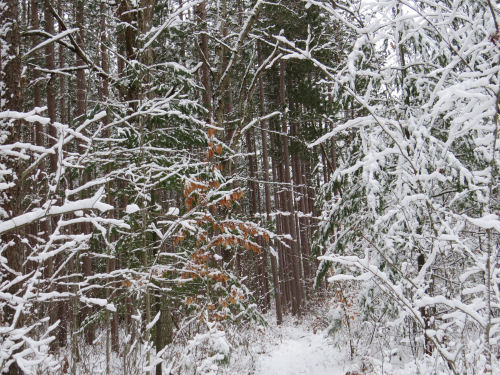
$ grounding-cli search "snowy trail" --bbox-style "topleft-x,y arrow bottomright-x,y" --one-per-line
255,325 -> 345,375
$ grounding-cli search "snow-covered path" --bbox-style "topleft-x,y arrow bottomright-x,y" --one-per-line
255,324 -> 345,375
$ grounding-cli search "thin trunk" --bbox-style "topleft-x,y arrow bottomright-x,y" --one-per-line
55,0 -> 67,348
196,1 -> 212,117
278,164 -> 293,310
246,127 -> 265,305
279,61 -> 301,315
270,134 -> 287,312
321,150 -> 329,184
155,289 -> 173,375
74,0 -> 94,345
253,129 -> 270,310
139,2 -> 155,374
298,158 -> 312,291
32,0 -> 42,131
2,0 -> 21,115
417,254 -> 433,356
98,1 -> 115,370
44,0 -> 57,172
99,1 -> 119,355
116,2 -> 134,346
257,41 -> 281,322
1,1 -> 23,373
43,0 -> 59,348
270,103 -> 290,311
58,0 -> 66,124
71,255 -> 80,375
290,115 -> 306,304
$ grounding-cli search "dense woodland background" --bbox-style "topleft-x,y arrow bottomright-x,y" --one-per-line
0,0 -> 499,374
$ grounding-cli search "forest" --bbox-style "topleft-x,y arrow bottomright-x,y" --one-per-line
0,0 -> 499,374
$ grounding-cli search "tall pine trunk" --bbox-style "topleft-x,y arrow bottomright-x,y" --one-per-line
257,40 -> 282,323
279,61 -> 302,315
1,1 -> 23,373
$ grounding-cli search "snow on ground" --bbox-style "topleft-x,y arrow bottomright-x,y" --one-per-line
254,322 -> 345,375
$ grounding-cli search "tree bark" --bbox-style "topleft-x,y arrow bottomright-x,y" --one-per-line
44,0 -> 57,173
1,1 -> 23,373
271,129 -> 290,312
257,41 -> 281,323
279,61 -> 302,315
72,0 -> 95,346
42,0 -> 60,350
54,0 -> 68,349
290,116 -> 306,303
196,1 -> 212,117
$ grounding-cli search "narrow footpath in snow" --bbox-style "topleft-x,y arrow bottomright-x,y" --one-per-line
254,323 -> 346,375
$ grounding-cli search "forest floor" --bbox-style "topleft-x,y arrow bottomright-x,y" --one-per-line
221,306 -> 350,375
68,304 -> 424,375
253,321 -> 345,375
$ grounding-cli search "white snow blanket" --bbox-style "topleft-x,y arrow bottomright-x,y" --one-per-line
255,324 -> 344,375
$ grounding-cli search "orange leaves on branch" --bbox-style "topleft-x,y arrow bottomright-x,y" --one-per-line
121,280 -> 133,287
220,197 -> 231,209
184,179 -> 213,210
181,270 -> 198,279
209,272 -> 229,284
211,190 -> 245,209
231,287 -> 245,301
174,231 -> 186,246
206,125 -> 223,159
242,240 -> 261,254
206,234 -> 260,253
333,285 -> 360,325
210,235 -> 239,247
175,132 -> 259,325
185,196 -> 194,211
212,312 -> 226,321
199,219 -> 271,254
207,127 -> 216,138
191,249 -> 212,265
205,141 -> 222,160
232,190 -> 245,201
237,222 -> 258,236
184,179 -> 209,197
207,148 -> 215,160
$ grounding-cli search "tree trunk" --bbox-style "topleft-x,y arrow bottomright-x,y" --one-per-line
257,41 -> 282,323
298,158 -> 312,293
55,0 -> 68,348
1,1 -> 23,373
246,126 -> 267,306
290,118 -> 306,304
272,132 -> 290,311
279,61 -> 302,315
196,1 -> 212,117
43,0 -> 59,350
72,0 -> 95,346
44,0 -> 57,173
155,292 -> 173,375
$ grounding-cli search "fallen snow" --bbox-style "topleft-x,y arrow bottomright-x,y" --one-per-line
255,322 -> 345,375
